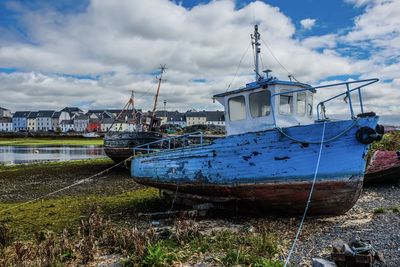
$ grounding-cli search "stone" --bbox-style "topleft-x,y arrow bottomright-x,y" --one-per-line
312,258 -> 337,267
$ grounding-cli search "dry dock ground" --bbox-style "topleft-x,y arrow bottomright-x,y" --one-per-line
0,159 -> 398,266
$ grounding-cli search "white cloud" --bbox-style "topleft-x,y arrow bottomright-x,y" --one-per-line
300,18 -> 316,30
301,34 -> 337,49
0,0 -> 398,118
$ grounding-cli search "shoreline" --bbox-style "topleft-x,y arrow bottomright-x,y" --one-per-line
0,137 -> 103,146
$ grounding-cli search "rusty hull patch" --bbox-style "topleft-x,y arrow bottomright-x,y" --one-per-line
133,178 -> 363,215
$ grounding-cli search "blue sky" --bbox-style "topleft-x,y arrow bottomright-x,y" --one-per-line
0,0 -> 398,123
0,0 -> 376,64
180,0 -> 365,36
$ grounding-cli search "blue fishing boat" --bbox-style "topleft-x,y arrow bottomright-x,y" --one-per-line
130,25 -> 384,215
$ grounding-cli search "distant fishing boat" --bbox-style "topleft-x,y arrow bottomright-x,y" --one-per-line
365,150 -> 400,183
104,65 -> 168,163
130,25 -> 384,215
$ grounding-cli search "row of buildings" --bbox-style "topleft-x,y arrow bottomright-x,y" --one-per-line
0,106 -> 225,133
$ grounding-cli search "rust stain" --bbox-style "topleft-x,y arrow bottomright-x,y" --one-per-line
133,178 -> 363,215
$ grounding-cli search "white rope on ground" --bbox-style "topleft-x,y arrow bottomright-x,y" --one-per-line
0,155 -> 135,215
284,121 -> 326,267
168,183 -> 179,212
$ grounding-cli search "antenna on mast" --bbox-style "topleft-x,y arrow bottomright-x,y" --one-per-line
251,24 -> 261,81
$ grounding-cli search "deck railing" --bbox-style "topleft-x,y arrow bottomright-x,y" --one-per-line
133,131 -> 205,156
270,78 -> 379,126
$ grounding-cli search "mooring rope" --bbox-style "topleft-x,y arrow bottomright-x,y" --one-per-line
284,121 -> 326,266
0,155 -> 135,216
275,120 -> 356,144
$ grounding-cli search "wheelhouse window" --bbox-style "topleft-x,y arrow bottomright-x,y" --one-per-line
296,92 -> 306,115
229,95 -> 246,121
250,90 -> 271,118
279,90 -> 293,115
307,93 -> 313,117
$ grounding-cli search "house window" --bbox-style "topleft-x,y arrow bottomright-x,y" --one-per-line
296,92 -> 306,115
307,93 -> 313,117
279,89 -> 294,115
249,90 -> 271,118
229,95 -> 246,121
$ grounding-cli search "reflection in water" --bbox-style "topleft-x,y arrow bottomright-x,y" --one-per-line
0,146 -> 106,165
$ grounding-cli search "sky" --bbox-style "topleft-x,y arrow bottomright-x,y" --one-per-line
0,0 -> 399,123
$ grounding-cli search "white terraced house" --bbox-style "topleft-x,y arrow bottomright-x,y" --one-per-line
12,111 -> 31,131
60,120 -> 74,132
37,110 -> 55,131
51,111 -> 61,131
60,107 -> 83,122
185,110 -> 207,126
0,117 -> 13,132
27,112 -> 38,131
73,114 -> 89,132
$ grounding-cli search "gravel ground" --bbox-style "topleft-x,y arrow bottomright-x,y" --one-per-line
288,184 -> 400,266
155,183 -> 400,266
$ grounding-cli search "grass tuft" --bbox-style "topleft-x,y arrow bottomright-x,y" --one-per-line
373,207 -> 386,214
391,206 -> 400,213
0,205 -> 284,266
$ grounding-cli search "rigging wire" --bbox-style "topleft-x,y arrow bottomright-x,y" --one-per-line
260,37 -> 300,83
225,42 -> 252,92
284,121 -> 327,267
260,54 -> 265,74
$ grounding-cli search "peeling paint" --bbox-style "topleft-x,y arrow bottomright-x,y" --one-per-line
131,117 -> 378,215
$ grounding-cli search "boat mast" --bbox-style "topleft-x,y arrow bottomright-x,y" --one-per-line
150,64 -> 166,130
251,25 -> 261,81
130,90 -> 136,124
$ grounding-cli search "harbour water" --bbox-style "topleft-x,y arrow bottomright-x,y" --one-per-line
0,145 -> 106,165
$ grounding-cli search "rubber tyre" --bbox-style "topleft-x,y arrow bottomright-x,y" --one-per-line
375,124 -> 385,135
356,127 -> 376,144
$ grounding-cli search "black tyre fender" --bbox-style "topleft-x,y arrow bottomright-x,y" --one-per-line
375,124 -> 385,135
375,124 -> 385,141
356,127 -> 376,144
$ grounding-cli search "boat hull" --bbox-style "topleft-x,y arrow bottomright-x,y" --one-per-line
365,150 -> 400,183
104,131 -> 166,163
138,178 -> 363,215
131,117 -> 378,215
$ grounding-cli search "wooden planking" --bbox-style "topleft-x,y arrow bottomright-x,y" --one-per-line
132,117 -> 377,185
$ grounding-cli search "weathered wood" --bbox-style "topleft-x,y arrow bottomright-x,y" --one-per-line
365,150 -> 400,183
104,131 -> 166,162
132,116 -> 378,215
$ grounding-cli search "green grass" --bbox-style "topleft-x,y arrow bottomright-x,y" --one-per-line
0,188 -> 160,240
135,229 -> 283,266
0,137 -> 103,146
0,188 -> 284,266
0,158 -> 111,172
373,207 -> 386,214
391,206 -> 400,213
371,131 -> 400,151
367,131 -> 400,162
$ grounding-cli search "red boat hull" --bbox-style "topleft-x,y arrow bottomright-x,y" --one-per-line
134,177 -> 363,215
365,151 -> 400,183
